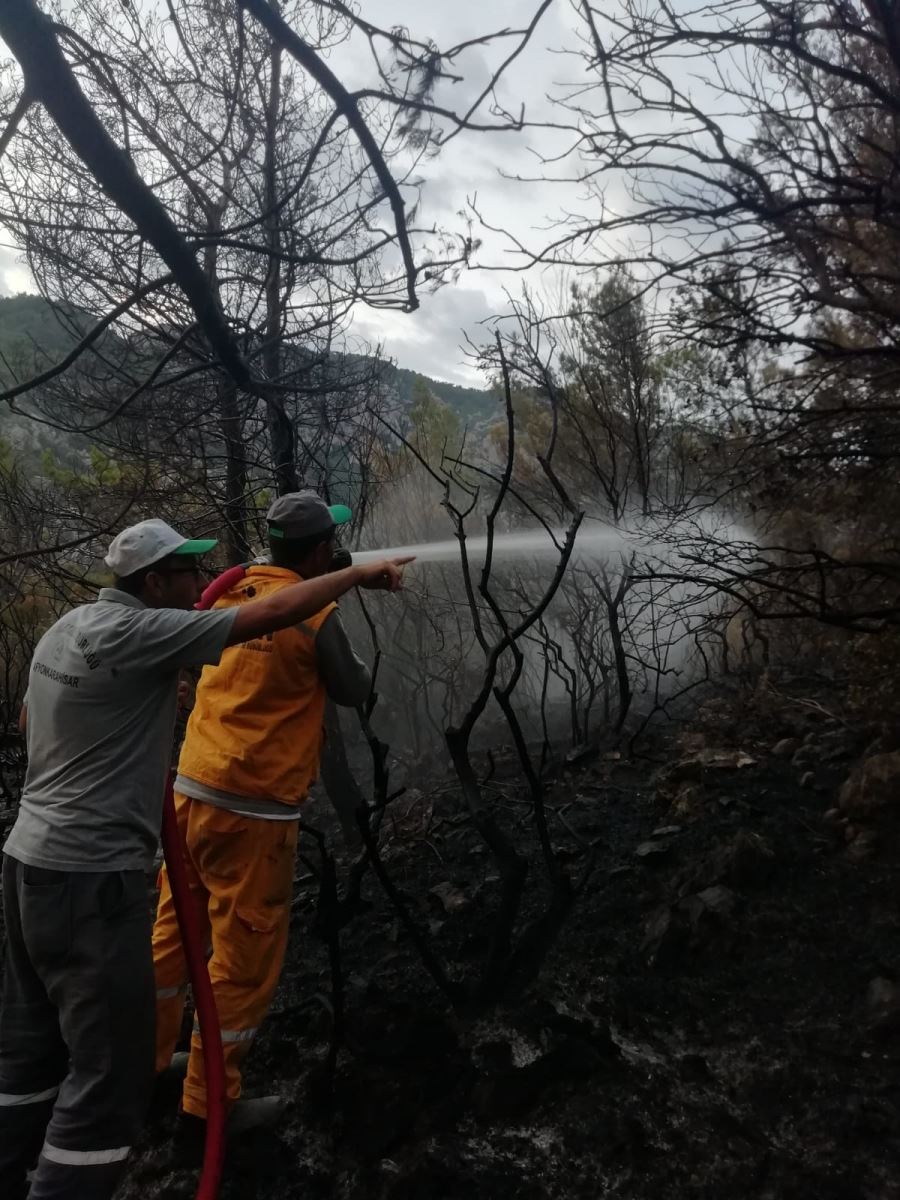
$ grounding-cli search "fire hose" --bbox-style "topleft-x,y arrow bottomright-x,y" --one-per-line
159,563 -> 246,1200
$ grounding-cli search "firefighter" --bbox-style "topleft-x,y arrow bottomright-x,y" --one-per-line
151,492 -> 376,1138
0,516 -> 409,1200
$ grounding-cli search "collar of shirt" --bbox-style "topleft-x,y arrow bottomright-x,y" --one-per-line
96,587 -> 146,610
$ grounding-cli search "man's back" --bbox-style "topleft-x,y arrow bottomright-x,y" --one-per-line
5,588 -> 235,872
177,565 -> 353,807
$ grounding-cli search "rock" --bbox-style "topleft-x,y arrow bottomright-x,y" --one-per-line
676,730 -> 708,756
474,1040 -> 514,1070
655,759 -> 704,797
678,893 -> 707,929
555,844 -> 587,862
678,1053 -> 711,1082
669,782 -> 705,818
716,750 -> 757,770
817,729 -> 864,763
565,742 -> 599,766
528,1002 -> 622,1064
838,751 -> 900,821
791,745 -> 817,770
844,824 -> 858,843
428,882 -> 469,914
876,723 -> 900,753
866,977 -> 900,1033
799,770 -> 815,789
844,748 -> 900,825
674,830 -> 775,894
697,697 -> 739,734
718,831 -> 775,886
655,748 -> 757,799
643,904 -> 672,942
772,737 -> 801,758
863,735 -> 887,759
696,884 -> 737,917
641,886 -> 737,966
640,906 -> 677,965
636,840 -> 670,861
847,829 -> 878,863
472,1039 -> 605,1120
822,807 -> 842,825
651,824 -> 682,837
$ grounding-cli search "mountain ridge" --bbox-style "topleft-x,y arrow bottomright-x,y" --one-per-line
0,293 -> 498,435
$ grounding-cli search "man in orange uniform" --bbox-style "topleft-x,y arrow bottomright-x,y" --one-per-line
151,491 -> 372,1135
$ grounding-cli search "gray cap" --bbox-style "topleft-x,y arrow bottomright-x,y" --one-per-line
266,491 -> 352,541
104,518 -> 217,576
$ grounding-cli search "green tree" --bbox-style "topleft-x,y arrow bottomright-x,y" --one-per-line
408,375 -> 462,466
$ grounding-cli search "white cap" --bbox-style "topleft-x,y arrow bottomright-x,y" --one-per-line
104,519 -> 217,577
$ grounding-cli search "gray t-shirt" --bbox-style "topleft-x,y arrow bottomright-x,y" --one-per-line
4,588 -> 237,873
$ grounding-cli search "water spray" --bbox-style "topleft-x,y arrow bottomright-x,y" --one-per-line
349,514 -> 751,571
350,527 -> 632,567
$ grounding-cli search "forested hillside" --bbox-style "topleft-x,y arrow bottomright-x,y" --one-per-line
0,293 -> 496,468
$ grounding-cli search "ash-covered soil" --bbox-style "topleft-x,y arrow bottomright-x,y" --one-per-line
9,677 -> 900,1200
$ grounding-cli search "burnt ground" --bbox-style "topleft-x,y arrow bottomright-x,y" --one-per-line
9,674 -> 900,1199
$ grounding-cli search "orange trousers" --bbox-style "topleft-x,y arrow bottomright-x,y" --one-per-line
151,792 -> 299,1118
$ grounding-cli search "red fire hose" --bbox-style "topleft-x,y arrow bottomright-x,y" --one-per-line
159,564 -> 248,1199
160,782 -> 225,1199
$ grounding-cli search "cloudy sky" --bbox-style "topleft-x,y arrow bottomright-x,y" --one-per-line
9,0 -> 758,392
331,1 -> 587,384
0,226 -> 28,296
0,2 -> 758,385
0,0 -> 596,386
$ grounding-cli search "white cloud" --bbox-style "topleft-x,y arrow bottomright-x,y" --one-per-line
0,243 -> 31,295
350,284 -> 507,386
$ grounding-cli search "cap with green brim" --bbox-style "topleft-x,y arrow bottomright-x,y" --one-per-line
173,538 -> 218,556
266,491 -> 352,540
105,518 -> 219,577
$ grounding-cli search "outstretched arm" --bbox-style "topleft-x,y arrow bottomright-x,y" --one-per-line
226,558 -> 412,646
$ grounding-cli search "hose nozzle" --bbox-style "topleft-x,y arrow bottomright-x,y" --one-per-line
330,547 -> 353,572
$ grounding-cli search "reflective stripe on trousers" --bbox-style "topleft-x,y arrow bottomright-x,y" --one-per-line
41,1143 -> 131,1166
194,1021 -> 258,1045
0,1086 -> 59,1107
155,984 -> 185,1001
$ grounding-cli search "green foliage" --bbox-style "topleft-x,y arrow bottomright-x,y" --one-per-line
39,445 -> 137,491
390,363 -> 495,426
407,375 -> 463,464
0,294 -> 94,385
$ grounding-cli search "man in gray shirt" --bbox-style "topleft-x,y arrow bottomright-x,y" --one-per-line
0,517 -> 410,1200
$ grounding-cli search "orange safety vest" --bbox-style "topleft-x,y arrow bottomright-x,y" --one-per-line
177,565 -> 335,806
